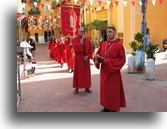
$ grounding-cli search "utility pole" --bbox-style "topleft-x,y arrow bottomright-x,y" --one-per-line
81,3 -> 85,27
141,0 -> 147,49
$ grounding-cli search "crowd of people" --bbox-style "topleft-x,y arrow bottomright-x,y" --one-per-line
47,34 -> 98,73
48,27 -> 126,112
17,27 -> 126,112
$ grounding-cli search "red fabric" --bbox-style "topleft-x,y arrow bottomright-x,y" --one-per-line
50,44 -> 55,59
52,42 -> 58,61
49,39 -> 56,59
94,39 -> 126,112
48,41 -> 52,49
65,38 -> 75,68
26,0 -> 30,4
72,36 -> 93,88
83,0 -> 88,4
40,4 -> 45,9
56,41 -> 66,64
61,4 -> 81,36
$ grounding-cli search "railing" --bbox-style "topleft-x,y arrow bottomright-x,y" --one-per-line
21,0 -> 41,3
28,11 -> 41,15
17,60 -> 21,107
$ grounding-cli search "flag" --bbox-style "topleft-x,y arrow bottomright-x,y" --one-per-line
74,0 -> 78,5
40,4 -> 45,9
159,0 -> 164,4
123,1 -> 128,7
152,0 -> 156,6
115,1 -> 119,6
98,1 -> 102,6
90,0 -> 93,5
26,0 -> 30,4
131,1 -> 135,6
61,4 -> 81,36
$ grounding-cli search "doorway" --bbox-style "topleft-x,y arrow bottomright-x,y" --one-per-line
35,33 -> 38,43
44,31 -> 51,43
44,31 -> 48,43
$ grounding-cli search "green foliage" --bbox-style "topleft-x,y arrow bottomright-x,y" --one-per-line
51,0 -> 65,8
145,44 -> 159,58
51,1 -> 57,8
81,23 -> 94,32
82,20 -> 107,44
129,41 -> 137,56
90,20 -> 108,32
129,32 -> 144,55
82,20 -> 108,33
134,32 -> 144,43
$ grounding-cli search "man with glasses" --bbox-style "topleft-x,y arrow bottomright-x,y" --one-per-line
72,28 -> 93,95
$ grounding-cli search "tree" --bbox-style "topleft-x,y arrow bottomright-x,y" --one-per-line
89,20 -> 108,44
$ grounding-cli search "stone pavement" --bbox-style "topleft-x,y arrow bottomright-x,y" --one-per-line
17,44 -> 167,112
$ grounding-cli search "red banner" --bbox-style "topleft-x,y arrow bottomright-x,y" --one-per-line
61,4 -> 81,36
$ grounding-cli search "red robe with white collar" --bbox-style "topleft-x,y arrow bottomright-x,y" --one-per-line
95,39 -> 126,111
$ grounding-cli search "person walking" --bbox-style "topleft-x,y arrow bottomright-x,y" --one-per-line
20,39 -> 33,62
65,37 -> 75,73
72,27 -> 93,95
29,38 -> 36,59
56,37 -> 66,68
94,27 -> 126,112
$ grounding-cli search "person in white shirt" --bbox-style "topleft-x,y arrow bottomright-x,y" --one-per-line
20,39 -> 33,61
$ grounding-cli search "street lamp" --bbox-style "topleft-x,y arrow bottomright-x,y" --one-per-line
141,0 -> 148,49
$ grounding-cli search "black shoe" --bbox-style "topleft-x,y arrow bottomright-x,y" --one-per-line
60,64 -> 63,68
100,108 -> 110,112
68,68 -> 73,73
73,88 -> 78,95
85,88 -> 92,93
109,110 -> 117,112
71,68 -> 74,73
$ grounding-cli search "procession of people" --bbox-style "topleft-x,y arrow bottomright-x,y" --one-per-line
46,27 -> 126,112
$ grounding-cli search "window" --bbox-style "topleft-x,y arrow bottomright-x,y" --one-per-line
45,5 -> 50,13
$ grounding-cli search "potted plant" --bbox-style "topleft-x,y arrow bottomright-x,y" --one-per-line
129,32 -> 144,55
129,32 -> 145,72
145,44 -> 159,60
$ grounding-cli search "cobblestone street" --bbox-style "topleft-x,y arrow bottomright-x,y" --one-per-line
17,44 -> 167,112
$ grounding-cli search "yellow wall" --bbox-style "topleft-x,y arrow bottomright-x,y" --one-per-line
98,10 -> 107,21
111,6 -> 118,29
30,30 -> 44,36
146,2 -> 167,46
135,1 -> 167,48
88,1 -> 167,53
27,0 -> 54,38
124,3 -> 132,50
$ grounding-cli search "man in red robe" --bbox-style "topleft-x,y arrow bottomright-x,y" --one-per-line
48,37 -> 55,60
72,28 -> 93,95
56,37 -> 66,68
65,37 -> 75,73
94,27 -> 126,112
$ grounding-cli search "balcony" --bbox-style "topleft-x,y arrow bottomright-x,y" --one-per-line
28,11 -> 41,15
